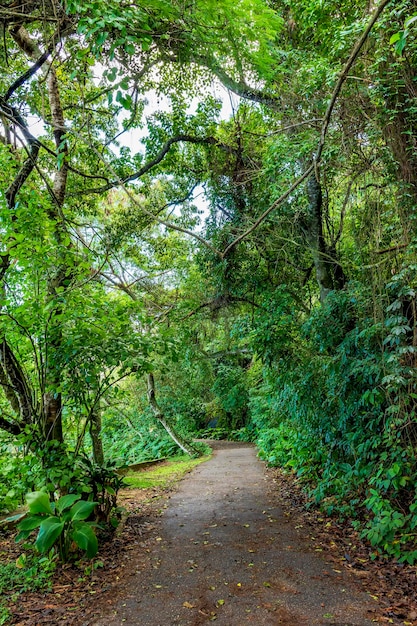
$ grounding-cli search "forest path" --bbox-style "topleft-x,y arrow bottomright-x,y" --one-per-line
92,442 -> 374,626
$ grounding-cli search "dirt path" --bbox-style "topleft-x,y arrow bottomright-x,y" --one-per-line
93,443 -> 374,626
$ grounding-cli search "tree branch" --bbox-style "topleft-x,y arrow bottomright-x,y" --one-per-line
182,294 -> 261,319
0,339 -> 34,425
190,54 -> 281,108
71,134 -> 238,196
375,242 -> 409,255
315,0 -> 391,164
221,0 -> 391,257
4,45 -> 53,101
61,126 -> 224,257
0,414 -> 22,436
221,164 -> 315,257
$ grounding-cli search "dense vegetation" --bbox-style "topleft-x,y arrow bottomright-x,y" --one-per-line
1,0 -> 417,570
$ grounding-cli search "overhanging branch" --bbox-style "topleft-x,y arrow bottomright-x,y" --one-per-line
71,134 -> 238,196
221,0 -> 391,257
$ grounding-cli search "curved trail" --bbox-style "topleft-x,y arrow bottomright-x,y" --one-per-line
94,443 -> 373,625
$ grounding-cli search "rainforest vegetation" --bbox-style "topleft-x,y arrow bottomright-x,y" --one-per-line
1,0 -> 417,571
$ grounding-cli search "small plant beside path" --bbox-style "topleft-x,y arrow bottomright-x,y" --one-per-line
0,453 -> 211,625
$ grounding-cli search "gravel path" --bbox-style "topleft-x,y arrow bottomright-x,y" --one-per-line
93,442 -> 374,625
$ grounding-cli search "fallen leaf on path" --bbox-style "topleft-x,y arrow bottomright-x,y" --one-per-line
183,601 -> 195,608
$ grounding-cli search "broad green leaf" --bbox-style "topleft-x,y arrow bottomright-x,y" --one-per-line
15,529 -> 34,542
69,500 -> 98,521
56,494 -> 81,514
389,32 -> 401,44
1,512 -> 26,524
26,492 -> 53,515
35,518 -> 65,553
405,14 -> 417,28
15,554 -> 27,569
71,522 -> 98,558
17,515 -> 43,531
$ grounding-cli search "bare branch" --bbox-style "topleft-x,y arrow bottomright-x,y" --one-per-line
243,119 -> 323,138
315,0 -> 391,164
5,45 -> 53,101
375,242 -> 409,255
190,54 -> 281,108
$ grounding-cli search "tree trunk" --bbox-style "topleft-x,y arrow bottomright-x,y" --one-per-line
146,373 -> 198,457
43,392 -> 63,442
304,174 -> 345,303
9,26 -> 69,444
89,404 -> 104,465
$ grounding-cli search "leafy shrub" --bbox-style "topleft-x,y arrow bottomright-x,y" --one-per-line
78,455 -> 126,524
196,426 -> 230,440
251,277 -> 417,562
16,492 -> 98,562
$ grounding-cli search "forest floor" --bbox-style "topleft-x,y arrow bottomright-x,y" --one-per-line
4,441 -> 417,625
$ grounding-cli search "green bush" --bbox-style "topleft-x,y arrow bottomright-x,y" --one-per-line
250,278 -> 417,562
16,492 -> 98,562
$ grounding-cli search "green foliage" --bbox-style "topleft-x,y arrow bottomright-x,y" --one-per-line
197,426 -> 230,440
0,552 -> 56,625
212,364 -> 249,430
390,13 -> 417,54
251,272 -> 417,562
17,492 -> 98,562
101,406 -> 185,464
78,456 -> 126,524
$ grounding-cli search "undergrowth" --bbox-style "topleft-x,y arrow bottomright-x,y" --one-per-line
0,551 -> 56,625
252,276 -> 417,564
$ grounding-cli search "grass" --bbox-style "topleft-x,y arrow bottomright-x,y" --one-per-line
123,454 -> 211,490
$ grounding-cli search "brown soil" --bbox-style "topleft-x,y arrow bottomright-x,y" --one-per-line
6,442 -> 417,625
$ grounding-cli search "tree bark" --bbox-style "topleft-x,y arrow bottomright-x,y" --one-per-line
89,400 -> 104,465
304,174 -> 345,303
42,64 -> 69,443
7,24 -> 69,444
146,373 -> 198,457
0,339 -> 34,426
